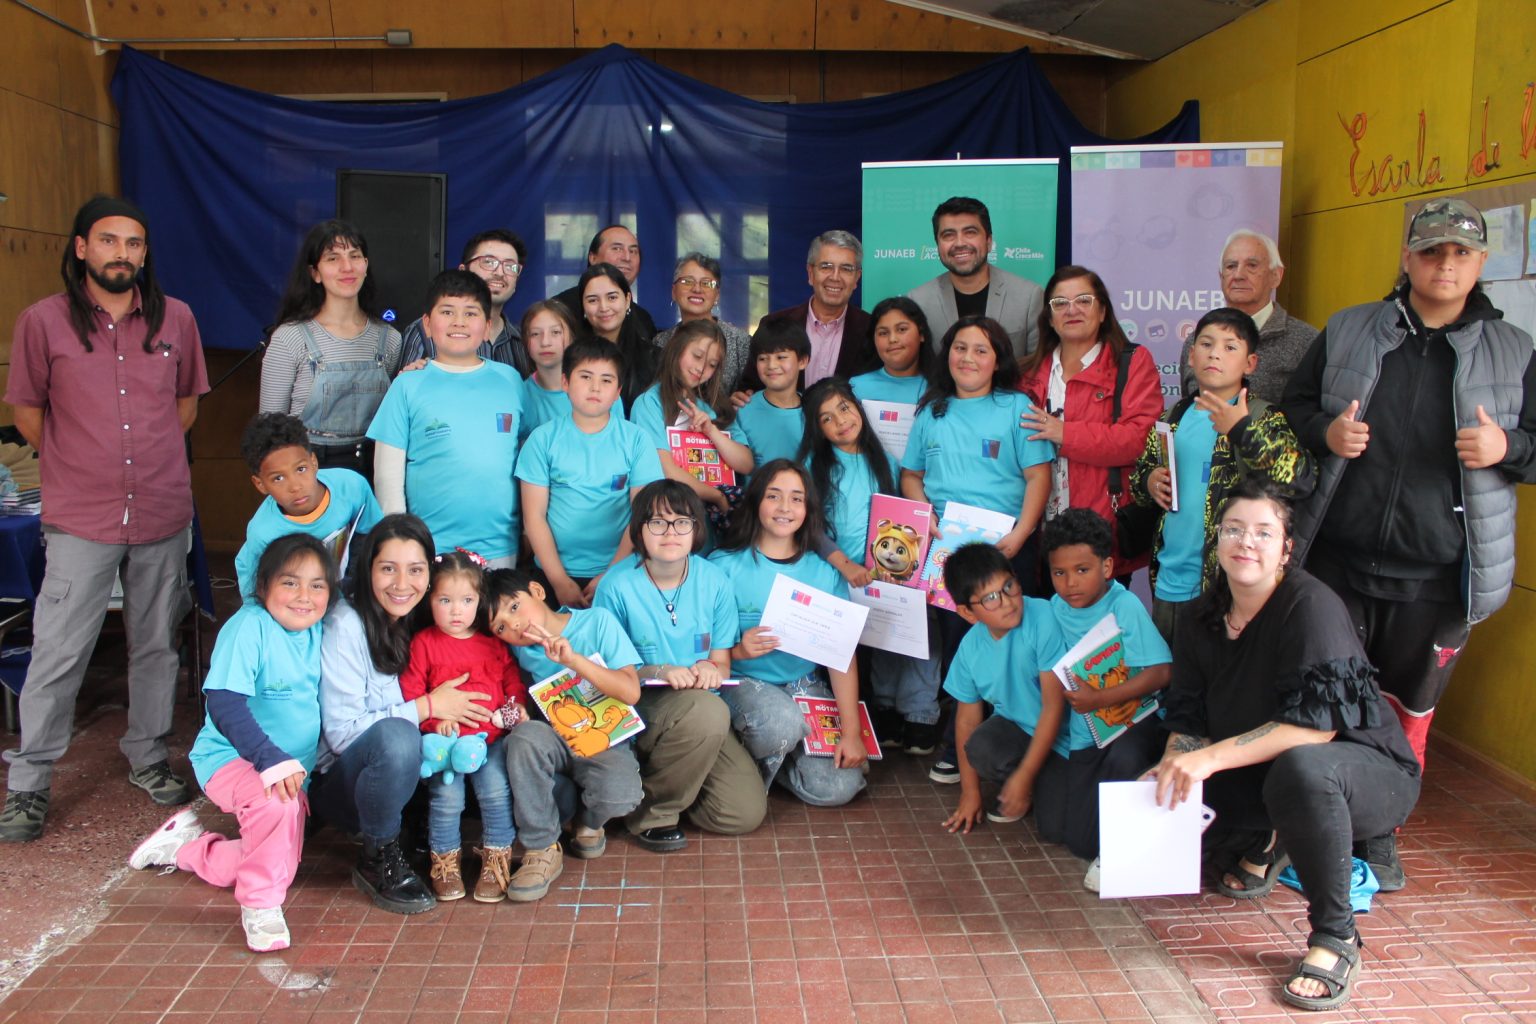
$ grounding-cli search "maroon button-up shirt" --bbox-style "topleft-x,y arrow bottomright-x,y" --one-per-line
6,290 -> 209,544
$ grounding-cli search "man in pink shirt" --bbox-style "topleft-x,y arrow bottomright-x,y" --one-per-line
0,196 -> 209,842
745,231 -> 876,395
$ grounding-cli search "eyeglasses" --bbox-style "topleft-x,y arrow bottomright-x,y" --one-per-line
644,517 -> 696,536
1217,525 -> 1280,547
470,255 -> 521,276
813,262 -> 859,276
1047,294 -> 1097,313
967,578 -> 1020,610
674,276 -> 719,291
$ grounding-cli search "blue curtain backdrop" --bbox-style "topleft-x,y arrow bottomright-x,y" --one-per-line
112,44 -> 1197,351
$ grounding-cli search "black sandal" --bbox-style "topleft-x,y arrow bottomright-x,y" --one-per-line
1215,833 -> 1288,899
1281,931 -> 1362,1011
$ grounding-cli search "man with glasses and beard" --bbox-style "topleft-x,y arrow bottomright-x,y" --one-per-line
1,196 -> 209,842
399,229 -> 533,375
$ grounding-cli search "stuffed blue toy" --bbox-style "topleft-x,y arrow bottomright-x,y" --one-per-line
419,732 -> 488,785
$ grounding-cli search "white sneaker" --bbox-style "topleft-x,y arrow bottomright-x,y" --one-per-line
128,808 -> 204,869
985,802 -> 1024,824
1083,857 -> 1101,893
241,905 -> 291,953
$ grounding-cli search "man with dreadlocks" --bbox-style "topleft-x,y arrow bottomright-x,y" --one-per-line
0,196 -> 209,842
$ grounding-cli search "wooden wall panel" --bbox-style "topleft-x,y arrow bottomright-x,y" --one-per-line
815,0 -> 1078,54
92,0 -> 335,48
0,229 -> 68,373
0,92 -> 70,234
1,0 -> 65,106
165,50 -> 379,95
331,0 -> 574,49
573,0 -> 814,49
367,49 -> 526,98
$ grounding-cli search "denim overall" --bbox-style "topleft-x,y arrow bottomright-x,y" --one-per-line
298,321 -> 392,478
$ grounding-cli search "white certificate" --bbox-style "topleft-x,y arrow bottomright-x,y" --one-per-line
1097,780 -> 1205,899
848,582 -> 930,659
860,400 -> 917,461
760,574 -> 870,673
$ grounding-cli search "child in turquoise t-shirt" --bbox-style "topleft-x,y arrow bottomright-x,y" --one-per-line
486,568 -> 644,901
235,412 -> 382,601
518,337 -> 666,609
593,481 -> 764,852
850,296 -> 935,407
517,300 -> 576,445
128,534 -> 336,954
368,271 -> 523,566
938,542 -> 1067,837
628,319 -> 753,516
708,460 -> 867,808
733,322 -> 811,470
1042,509 -> 1172,887
799,377 -> 942,754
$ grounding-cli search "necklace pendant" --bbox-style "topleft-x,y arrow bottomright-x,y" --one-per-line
667,602 -> 677,627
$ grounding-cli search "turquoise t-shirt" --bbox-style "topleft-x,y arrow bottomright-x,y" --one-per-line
367,360 -> 523,560
1049,583 -> 1172,752
189,605 -> 324,787
1155,406 -> 1221,602
628,383 -> 717,452
516,414 -> 665,578
942,598 -> 1068,756
234,467 -> 382,601
851,367 -> 926,406
733,391 -> 806,468
593,555 -> 739,668
510,606 -> 642,683
520,377 -> 572,446
818,447 -> 900,564
707,546 -> 848,684
899,390 -> 1055,519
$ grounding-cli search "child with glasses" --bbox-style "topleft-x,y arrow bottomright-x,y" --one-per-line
939,542 -> 1068,838
1041,509 -> 1171,890
593,481 -> 765,853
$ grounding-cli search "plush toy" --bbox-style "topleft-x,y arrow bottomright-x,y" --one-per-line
419,732 -> 488,785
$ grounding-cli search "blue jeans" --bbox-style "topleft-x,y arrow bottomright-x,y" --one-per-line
308,716 -> 422,844
427,736 -> 514,853
869,641 -> 941,726
721,676 -> 865,808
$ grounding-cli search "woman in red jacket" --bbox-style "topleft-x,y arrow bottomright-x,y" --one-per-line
1019,265 -> 1164,577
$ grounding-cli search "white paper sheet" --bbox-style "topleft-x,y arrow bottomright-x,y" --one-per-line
848,582 -> 930,659
760,574 -> 870,673
1485,278 -> 1536,342
860,399 -> 918,460
1481,203 -> 1526,281
1097,780 -> 1205,899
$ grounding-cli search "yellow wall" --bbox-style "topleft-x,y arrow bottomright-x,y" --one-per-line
1107,0 -> 1536,781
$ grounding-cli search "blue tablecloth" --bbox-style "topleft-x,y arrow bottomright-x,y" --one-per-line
0,514 -> 43,602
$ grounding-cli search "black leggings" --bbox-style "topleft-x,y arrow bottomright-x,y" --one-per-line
1260,743 -> 1419,940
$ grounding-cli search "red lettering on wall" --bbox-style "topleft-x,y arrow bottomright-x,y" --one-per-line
1339,110 -> 1445,196
1467,98 -> 1501,178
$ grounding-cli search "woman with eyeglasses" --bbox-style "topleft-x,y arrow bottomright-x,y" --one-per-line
1151,478 -> 1420,1012
260,220 -> 402,481
651,253 -> 752,396
1018,265 -> 1164,577
592,481 -> 766,853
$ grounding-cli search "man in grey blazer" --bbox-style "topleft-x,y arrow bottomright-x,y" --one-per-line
907,196 -> 1044,359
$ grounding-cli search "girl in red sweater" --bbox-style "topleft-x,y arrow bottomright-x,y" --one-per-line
397,550 -> 529,903
1019,265 -> 1164,577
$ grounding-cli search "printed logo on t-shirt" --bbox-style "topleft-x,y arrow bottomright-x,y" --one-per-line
260,681 -> 293,701
694,632 -> 711,653
610,473 -> 629,491
495,413 -> 516,433
980,438 -> 1001,459
424,418 -> 452,440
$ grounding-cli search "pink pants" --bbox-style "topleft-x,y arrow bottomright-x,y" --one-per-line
176,758 -> 307,909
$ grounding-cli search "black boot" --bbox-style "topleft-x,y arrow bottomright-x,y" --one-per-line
1353,834 -> 1405,893
353,836 -> 437,914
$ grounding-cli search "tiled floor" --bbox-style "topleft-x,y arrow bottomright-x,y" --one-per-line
2,570 -> 1534,1022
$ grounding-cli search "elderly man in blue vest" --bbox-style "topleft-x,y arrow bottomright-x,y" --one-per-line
1282,197 -> 1536,888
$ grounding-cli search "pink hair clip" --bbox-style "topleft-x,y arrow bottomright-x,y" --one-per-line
455,547 -> 489,569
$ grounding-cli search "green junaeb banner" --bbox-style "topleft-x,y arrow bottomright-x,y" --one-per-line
860,159 -> 1059,307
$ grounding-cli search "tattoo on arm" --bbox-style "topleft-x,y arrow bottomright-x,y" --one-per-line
1170,733 -> 1209,753
1234,722 -> 1280,747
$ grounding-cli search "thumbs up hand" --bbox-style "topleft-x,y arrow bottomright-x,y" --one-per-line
1326,399 -> 1371,459
1455,404 -> 1507,469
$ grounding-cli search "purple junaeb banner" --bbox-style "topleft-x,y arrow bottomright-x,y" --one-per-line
1069,143 -> 1283,401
